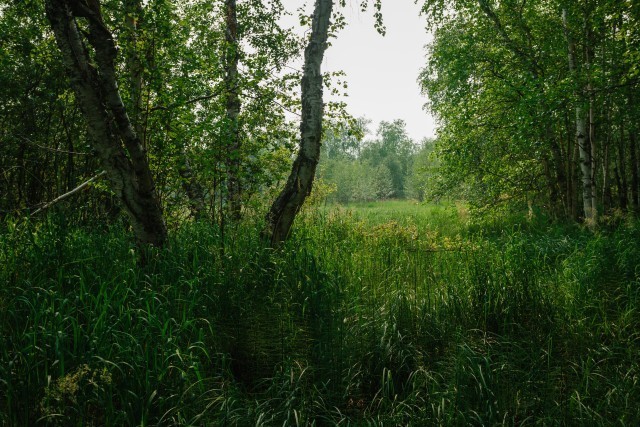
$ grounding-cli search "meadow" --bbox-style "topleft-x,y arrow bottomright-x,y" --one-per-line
1,201 -> 640,425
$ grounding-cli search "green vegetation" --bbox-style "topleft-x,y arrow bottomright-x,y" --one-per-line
318,120 -> 436,204
2,202 -> 639,425
420,0 -> 640,220
3,0 -> 640,424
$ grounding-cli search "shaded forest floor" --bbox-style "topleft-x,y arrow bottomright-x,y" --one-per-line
2,201 -> 640,425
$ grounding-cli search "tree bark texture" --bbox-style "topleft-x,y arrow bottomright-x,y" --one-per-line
563,9 -> 595,223
123,0 -> 145,145
224,0 -> 242,220
264,0 -> 333,244
45,0 -> 167,246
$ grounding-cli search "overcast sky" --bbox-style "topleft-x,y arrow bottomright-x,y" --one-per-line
280,0 -> 436,141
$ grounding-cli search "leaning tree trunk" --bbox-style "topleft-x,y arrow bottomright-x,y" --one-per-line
264,0 -> 333,244
45,0 -> 167,246
563,8 -> 595,224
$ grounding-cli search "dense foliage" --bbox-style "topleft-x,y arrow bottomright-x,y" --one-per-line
420,0 -> 640,221
2,0 -> 640,424
0,0 -> 301,225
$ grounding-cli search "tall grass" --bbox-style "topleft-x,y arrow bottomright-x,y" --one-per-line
1,203 -> 639,425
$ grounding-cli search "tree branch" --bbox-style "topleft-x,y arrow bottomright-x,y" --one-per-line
149,87 -> 225,112
15,134 -> 89,155
32,170 -> 106,215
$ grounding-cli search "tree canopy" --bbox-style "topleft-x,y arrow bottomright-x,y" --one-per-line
420,0 -> 640,220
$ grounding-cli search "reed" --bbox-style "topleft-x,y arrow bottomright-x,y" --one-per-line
1,203 -> 639,425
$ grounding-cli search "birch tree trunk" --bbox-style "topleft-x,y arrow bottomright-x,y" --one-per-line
586,16 -> 598,221
224,0 -> 242,220
563,9 -> 595,224
45,0 -> 167,246
264,0 -> 333,244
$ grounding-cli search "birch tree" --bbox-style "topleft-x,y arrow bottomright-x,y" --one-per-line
45,0 -> 167,246
563,8 -> 596,223
264,0 -> 334,244
418,0 -> 640,221
223,0 -> 242,220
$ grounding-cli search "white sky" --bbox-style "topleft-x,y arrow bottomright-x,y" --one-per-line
279,0 -> 436,141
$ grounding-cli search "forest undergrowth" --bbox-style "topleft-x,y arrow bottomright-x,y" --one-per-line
1,202 -> 640,425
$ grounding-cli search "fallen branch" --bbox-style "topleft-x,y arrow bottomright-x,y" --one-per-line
32,170 -> 107,215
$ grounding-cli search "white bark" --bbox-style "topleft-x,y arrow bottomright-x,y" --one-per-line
265,0 -> 333,244
563,9 -> 595,224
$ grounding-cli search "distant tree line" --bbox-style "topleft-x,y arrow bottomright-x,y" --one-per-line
318,118 -> 438,204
